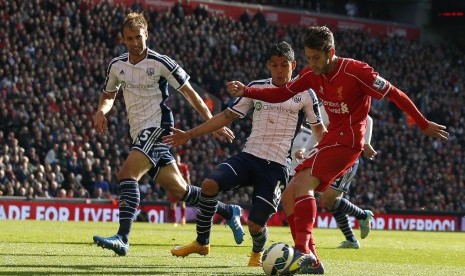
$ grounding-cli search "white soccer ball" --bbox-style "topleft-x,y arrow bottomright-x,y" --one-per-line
261,242 -> 294,276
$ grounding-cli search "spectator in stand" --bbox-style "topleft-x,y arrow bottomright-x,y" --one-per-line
345,0 -> 359,17
202,92 -> 215,114
48,180 -> 59,197
54,165 -> 65,187
193,4 -> 209,19
93,187 -> 104,199
252,8 -> 267,27
172,0 -> 185,21
66,189 -> 74,198
93,173 -> 110,198
57,188 -> 67,198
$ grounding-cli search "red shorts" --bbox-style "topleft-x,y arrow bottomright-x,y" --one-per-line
295,141 -> 361,192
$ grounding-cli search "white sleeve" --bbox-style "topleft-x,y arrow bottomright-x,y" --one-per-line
228,97 -> 254,118
302,89 -> 322,125
364,115 -> 373,145
320,105 -> 329,127
294,127 -> 317,151
304,134 -> 318,150
103,62 -> 121,93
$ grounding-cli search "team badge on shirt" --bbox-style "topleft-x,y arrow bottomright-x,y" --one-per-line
146,68 -> 155,77
293,94 -> 302,103
373,75 -> 387,91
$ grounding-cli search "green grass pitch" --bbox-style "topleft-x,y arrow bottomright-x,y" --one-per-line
1,220 -> 464,275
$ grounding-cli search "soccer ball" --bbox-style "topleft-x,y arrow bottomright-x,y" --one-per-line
261,242 -> 294,276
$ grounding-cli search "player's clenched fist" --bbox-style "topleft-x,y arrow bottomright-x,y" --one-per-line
93,111 -> 108,133
227,81 -> 245,97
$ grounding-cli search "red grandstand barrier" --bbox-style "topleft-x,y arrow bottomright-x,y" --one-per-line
267,210 -> 460,231
0,200 -> 168,223
108,0 -> 420,39
2,200 -> 461,231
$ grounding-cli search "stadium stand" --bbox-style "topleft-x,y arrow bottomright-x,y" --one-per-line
0,0 -> 463,214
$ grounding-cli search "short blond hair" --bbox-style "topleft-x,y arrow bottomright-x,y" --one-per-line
121,12 -> 148,36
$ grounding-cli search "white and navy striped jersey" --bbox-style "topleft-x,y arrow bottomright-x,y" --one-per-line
103,48 -> 189,140
228,78 -> 321,166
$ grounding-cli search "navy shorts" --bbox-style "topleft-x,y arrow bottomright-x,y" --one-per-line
208,152 -> 289,226
131,127 -> 175,179
330,158 -> 360,193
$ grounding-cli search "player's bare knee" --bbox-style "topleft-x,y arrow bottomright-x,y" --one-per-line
247,220 -> 263,235
201,178 -> 219,196
321,189 -> 341,209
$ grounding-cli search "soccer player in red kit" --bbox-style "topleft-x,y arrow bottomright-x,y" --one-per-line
227,26 -> 449,274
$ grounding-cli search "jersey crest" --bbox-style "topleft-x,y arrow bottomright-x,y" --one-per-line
146,67 -> 155,77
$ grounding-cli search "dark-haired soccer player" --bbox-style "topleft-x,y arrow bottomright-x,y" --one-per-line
92,11 -> 244,256
227,26 -> 448,274
163,41 -> 326,267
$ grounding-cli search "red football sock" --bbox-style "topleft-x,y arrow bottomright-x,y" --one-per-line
287,213 -> 296,242
294,195 -> 316,254
309,233 -> 317,257
170,208 -> 176,223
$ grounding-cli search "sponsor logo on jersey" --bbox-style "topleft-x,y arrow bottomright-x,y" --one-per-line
146,67 -> 155,77
120,81 -> 156,89
373,75 -> 387,91
293,94 -> 302,103
324,100 -> 349,114
254,101 -> 297,114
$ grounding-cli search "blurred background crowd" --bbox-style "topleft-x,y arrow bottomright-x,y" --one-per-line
0,0 -> 464,214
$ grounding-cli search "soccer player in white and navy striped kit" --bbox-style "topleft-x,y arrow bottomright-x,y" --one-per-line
92,12 -> 242,256
163,41 -> 326,266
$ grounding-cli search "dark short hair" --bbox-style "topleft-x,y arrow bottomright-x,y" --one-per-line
302,26 -> 335,52
267,41 -> 295,61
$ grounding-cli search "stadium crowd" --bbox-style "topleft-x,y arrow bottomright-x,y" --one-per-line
0,0 -> 464,213
229,0 -> 391,20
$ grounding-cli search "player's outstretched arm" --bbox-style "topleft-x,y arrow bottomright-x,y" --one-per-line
227,81 -> 305,103
386,86 -> 449,141
178,82 -> 235,142
162,110 -> 237,147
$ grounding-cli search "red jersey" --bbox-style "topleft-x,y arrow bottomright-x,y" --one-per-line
244,57 -> 429,150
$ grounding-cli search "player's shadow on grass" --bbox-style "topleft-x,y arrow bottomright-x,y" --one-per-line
5,241 -> 243,249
